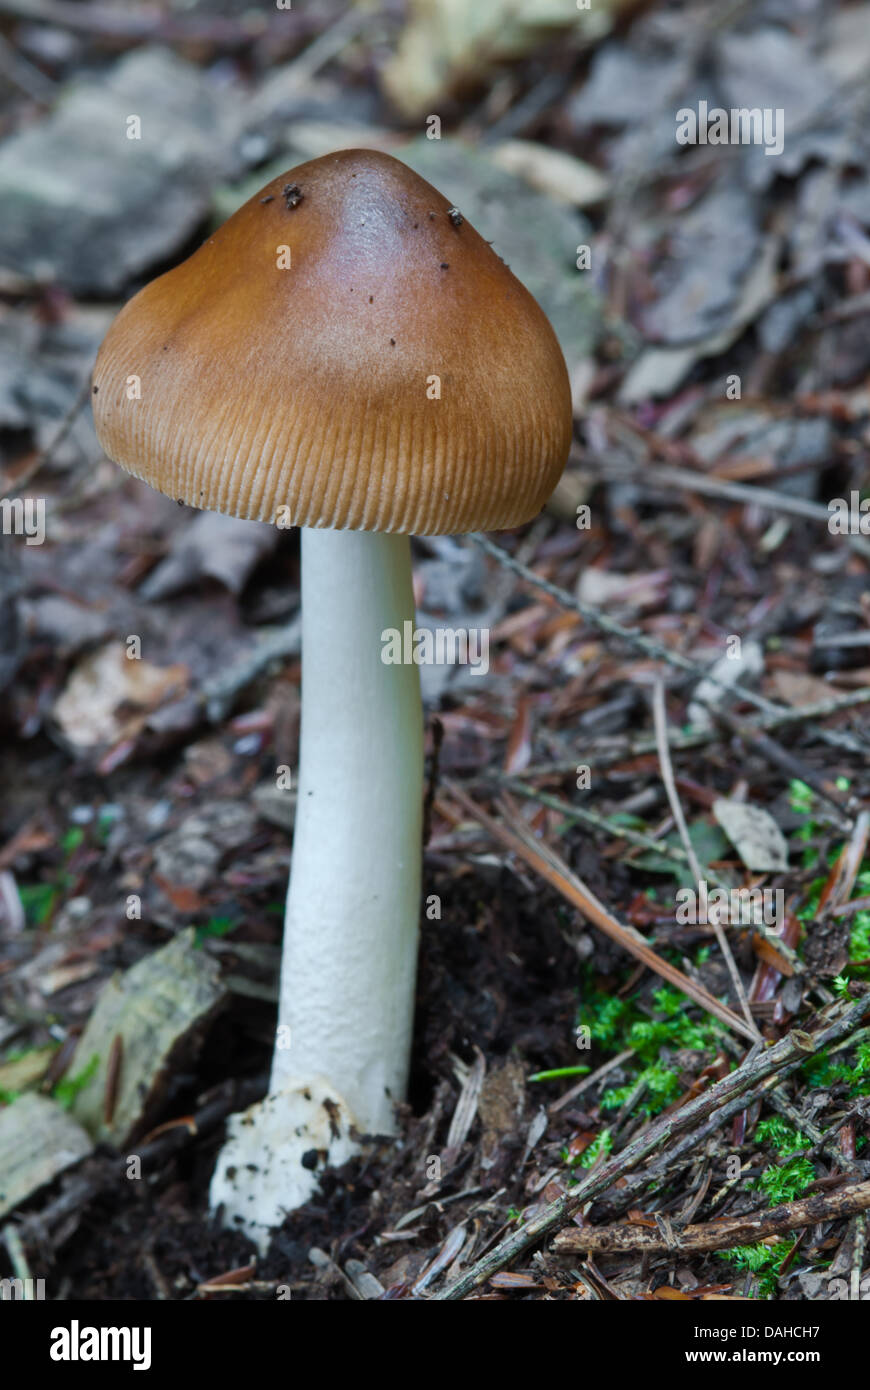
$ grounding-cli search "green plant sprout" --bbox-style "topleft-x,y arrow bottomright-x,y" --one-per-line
576,1128 -> 612,1169
528,1065 -> 590,1083
194,915 -> 240,947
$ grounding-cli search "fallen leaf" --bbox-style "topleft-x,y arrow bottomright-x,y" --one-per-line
713,798 -> 790,873
53,642 -> 188,750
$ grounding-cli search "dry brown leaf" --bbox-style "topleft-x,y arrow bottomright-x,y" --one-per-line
53,642 -> 188,750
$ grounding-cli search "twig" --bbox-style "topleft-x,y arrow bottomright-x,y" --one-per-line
0,375 -> 92,500
469,533 -> 869,757
850,1213 -> 867,1300
652,679 -> 760,1040
202,617 -> 301,722
709,704 -> 853,828
432,993 -> 870,1299
587,418 -> 870,559
552,1179 -> 870,1255
608,458 -> 855,527
0,31 -> 55,101
488,777 -> 801,978
445,780 -> 757,1042
496,779 -> 690,863
0,1223 -> 35,1292
493,688 -> 870,779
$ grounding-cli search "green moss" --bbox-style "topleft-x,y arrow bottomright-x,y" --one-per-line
755,1156 -> 816,1205
753,1117 -> 809,1156
575,983 -> 723,1122
578,1128 -> 612,1169
716,1239 -> 795,1299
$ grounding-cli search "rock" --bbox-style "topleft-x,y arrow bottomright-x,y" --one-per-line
0,48 -> 241,294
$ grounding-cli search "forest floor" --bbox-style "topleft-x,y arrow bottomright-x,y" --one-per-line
1,0 -> 869,1300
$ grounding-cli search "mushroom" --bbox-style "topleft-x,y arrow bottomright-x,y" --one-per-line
91,148 -> 572,1247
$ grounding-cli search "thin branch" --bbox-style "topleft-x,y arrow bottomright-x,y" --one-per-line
0,375 -> 92,500
552,1179 -> 870,1255
470,532 -> 869,758
652,679 -> 760,1039
493,687 -> 870,779
486,777 -> 801,978
445,780 -> 757,1042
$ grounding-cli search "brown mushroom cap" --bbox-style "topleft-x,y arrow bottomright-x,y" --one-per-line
92,148 -> 573,534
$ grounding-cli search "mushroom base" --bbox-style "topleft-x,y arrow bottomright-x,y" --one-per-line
208,1081 -> 358,1255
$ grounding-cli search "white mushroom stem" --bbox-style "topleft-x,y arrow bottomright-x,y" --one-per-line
210,529 -> 423,1245
272,526 -> 423,1127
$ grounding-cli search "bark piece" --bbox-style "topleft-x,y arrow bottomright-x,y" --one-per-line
69,928 -> 225,1146
0,1093 -> 93,1219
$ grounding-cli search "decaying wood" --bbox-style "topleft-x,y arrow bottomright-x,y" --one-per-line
0,1092 -> 93,1219
553,1180 -> 870,1254
69,928 -> 226,1146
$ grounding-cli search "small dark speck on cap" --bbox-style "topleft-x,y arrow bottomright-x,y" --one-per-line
428,211 -> 435,219
260,195 -> 274,204
369,295 -> 373,303
440,262 -> 449,270
92,385 -> 98,394
390,338 -> 396,345
177,498 -> 184,507
447,207 -> 463,226
283,183 -> 303,209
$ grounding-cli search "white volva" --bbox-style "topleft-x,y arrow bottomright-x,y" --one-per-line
210,529 -> 423,1246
